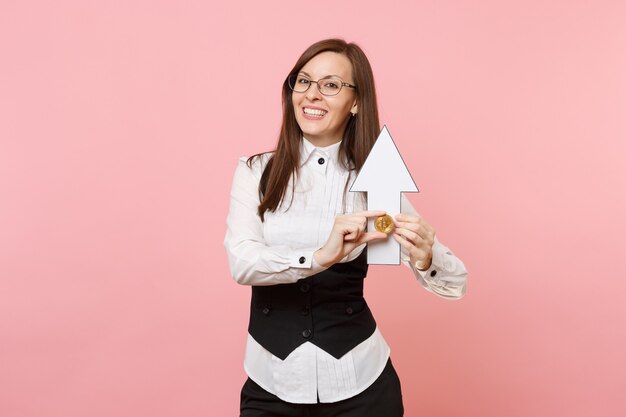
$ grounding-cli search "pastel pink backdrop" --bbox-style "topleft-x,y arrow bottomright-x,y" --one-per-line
1,1 -> 624,416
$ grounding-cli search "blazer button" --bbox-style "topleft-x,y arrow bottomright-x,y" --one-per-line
430,269 -> 437,277
301,307 -> 310,316
299,256 -> 306,264
318,157 -> 325,165
300,283 -> 310,293
346,307 -> 353,315
302,329 -> 312,339
262,307 -> 270,315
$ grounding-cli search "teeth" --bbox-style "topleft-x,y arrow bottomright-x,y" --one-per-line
304,108 -> 327,116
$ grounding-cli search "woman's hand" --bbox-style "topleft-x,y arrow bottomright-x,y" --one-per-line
314,210 -> 388,268
393,213 -> 436,270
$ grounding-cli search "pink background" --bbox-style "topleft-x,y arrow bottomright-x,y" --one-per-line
1,1 -> 625,416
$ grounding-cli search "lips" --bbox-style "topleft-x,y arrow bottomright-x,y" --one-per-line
303,107 -> 327,118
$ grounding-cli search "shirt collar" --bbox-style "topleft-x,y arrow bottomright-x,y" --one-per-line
299,136 -> 342,167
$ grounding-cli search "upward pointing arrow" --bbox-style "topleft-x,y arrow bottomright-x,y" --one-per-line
350,125 -> 419,265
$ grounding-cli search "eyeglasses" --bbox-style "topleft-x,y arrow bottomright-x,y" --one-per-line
287,74 -> 357,96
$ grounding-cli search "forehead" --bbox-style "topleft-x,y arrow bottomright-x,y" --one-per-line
300,51 -> 353,79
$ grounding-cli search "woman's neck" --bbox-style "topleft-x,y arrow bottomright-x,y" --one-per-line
303,136 -> 342,148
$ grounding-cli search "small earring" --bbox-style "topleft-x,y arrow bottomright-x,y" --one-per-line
350,112 -> 356,117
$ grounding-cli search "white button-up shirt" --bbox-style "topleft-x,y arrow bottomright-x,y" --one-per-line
224,137 -> 468,403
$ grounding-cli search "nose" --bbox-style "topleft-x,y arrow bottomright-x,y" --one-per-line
305,81 -> 323,101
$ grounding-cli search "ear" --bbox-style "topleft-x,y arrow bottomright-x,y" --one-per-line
351,101 -> 358,115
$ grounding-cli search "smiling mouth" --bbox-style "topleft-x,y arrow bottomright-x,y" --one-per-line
303,108 -> 327,118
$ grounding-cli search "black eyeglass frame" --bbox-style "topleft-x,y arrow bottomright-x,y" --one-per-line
287,74 -> 357,96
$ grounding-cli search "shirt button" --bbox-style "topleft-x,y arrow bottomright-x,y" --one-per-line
299,256 -> 306,264
430,270 -> 437,277
301,307 -> 310,316
318,157 -> 325,165
346,307 -> 353,315
300,283 -> 310,293
262,307 -> 270,315
302,329 -> 312,338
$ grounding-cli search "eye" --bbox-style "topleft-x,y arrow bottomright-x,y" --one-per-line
297,76 -> 310,85
324,81 -> 339,89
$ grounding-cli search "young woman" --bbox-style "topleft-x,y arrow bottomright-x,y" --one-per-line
224,38 -> 468,417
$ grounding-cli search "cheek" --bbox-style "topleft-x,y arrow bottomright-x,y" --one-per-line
328,99 -> 349,117
331,105 -> 352,122
291,93 -> 300,110
292,101 -> 303,120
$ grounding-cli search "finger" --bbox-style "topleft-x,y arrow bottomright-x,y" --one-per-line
394,227 -> 422,246
396,215 -> 431,233
395,223 -> 433,245
357,231 -> 388,244
343,217 -> 367,229
341,219 -> 367,237
344,224 -> 362,241
337,214 -> 366,226
392,232 -> 414,251
394,219 -> 434,241
395,214 -> 434,233
393,233 -> 420,260
352,210 -> 387,218
393,234 -> 428,261
344,230 -> 358,241
394,220 -> 420,234
337,213 -> 367,225
395,213 -> 420,223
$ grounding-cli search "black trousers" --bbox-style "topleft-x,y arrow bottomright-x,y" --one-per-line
240,358 -> 404,417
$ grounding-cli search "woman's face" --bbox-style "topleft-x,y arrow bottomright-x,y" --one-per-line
292,51 -> 358,146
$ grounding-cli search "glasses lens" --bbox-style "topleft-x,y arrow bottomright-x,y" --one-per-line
319,77 -> 342,96
289,74 -> 310,92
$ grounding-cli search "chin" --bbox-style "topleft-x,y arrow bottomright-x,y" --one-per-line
298,123 -> 325,136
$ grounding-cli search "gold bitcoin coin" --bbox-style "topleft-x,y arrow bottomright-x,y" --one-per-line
374,214 -> 395,234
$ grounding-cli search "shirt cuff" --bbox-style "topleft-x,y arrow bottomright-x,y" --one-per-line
411,257 -> 440,282
409,242 -> 467,298
289,247 -> 328,275
410,241 -> 447,283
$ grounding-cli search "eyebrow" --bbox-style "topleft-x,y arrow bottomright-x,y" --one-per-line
299,71 -> 343,79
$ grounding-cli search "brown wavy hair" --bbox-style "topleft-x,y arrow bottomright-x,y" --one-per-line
248,38 -> 380,222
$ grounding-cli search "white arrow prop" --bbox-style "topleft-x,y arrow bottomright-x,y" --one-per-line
350,125 -> 419,264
